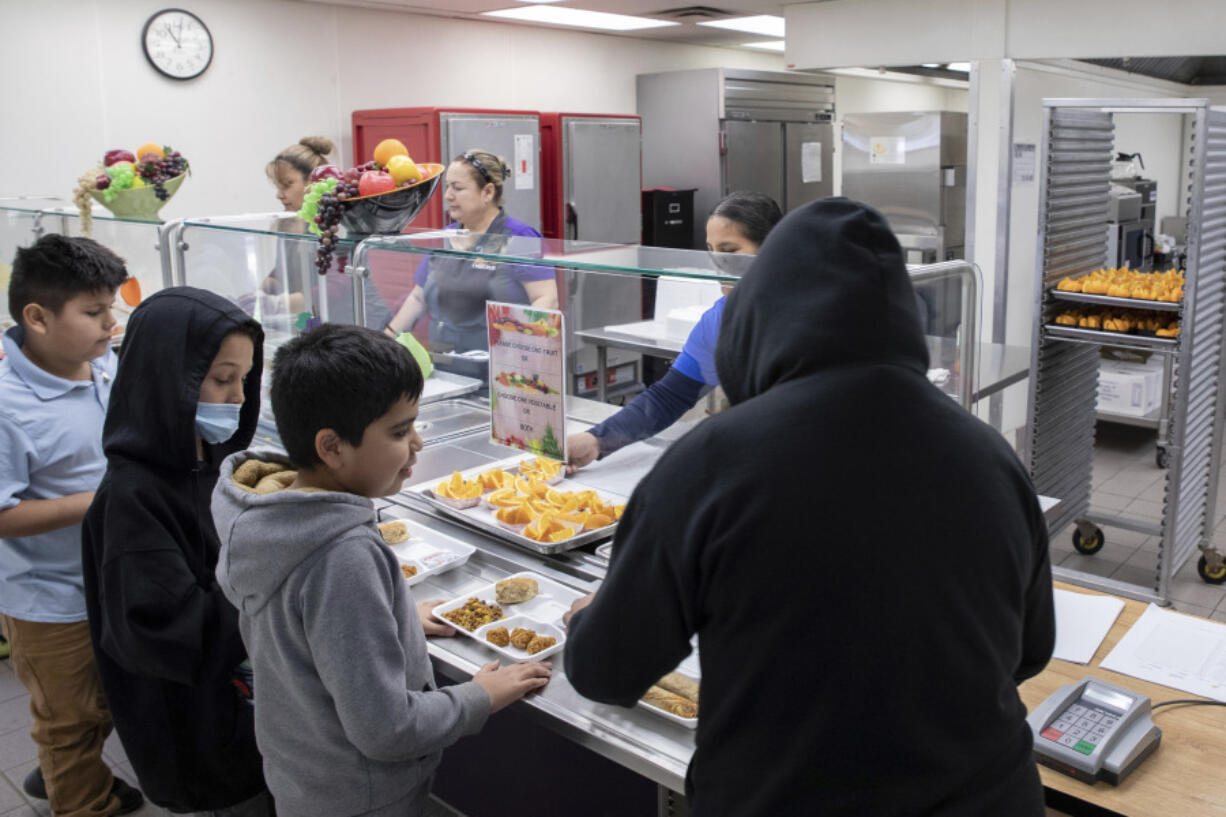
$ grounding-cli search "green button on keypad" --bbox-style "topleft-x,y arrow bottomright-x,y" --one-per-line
1074,740 -> 1096,755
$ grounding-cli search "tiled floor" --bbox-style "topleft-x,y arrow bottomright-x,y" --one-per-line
1050,422 -> 1226,621
0,422 -> 1222,816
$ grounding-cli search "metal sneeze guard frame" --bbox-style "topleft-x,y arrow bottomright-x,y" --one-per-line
1026,98 -> 1226,604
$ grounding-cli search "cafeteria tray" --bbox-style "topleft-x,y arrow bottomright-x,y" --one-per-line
375,508 -> 477,587
595,542 -> 613,561
1048,290 -> 1182,312
404,454 -> 626,555
433,571 -> 582,663
1044,325 -> 1179,353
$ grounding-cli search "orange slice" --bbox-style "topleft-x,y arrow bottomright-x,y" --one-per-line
496,506 -> 534,526
584,513 -> 614,530
547,528 -> 575,543
487,488 -> 524,508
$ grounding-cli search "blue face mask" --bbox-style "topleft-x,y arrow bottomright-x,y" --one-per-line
195,402 -> 242,444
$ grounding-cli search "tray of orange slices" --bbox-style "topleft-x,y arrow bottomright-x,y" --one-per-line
406,455 -> 627,554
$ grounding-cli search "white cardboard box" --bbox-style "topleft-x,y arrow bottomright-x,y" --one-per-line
1097,358 -> 1163,418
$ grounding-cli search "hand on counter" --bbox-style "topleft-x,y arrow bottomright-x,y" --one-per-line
473,660 -> 552,713
565,432 -> 601,474
417,600 -> 456,638
563,593 -> 596,629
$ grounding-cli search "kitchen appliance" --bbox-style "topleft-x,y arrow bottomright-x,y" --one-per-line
637,68 -> 836,248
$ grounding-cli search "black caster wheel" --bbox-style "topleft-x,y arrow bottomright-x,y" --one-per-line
1072,527 -> 1105,555
1156,446 -> 1170,469
1197,555 -> 1226,585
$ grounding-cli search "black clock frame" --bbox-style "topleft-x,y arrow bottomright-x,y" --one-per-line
141,7 -> 213,81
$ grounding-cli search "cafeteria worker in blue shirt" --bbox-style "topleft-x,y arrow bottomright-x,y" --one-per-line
383,149 -> 558,381
567,191 -> 783,469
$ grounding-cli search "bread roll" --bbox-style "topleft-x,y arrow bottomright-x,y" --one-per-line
496,577 -> 539,604
378,521 -> 410,545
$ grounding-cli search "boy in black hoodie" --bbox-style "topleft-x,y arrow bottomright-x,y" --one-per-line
565,198 -> 1055,817
81,287 -> 270,814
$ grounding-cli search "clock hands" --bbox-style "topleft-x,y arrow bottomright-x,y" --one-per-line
161,22 -> 181,47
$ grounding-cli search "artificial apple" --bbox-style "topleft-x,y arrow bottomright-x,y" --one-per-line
104,149 -> 136,166
358,170 -> 396,197
94,174 -> 111,190
386,155 -> 422,185
309,164 -> 343,183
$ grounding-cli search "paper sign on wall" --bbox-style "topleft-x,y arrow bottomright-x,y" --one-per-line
801,141 -> 822,183
1013,142 -> 1037,185
514,134 -> 535,191
487,302 -> 565,461
869,136 -> 906,165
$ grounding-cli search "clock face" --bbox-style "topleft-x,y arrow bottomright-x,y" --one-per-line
142,9 -> 213,80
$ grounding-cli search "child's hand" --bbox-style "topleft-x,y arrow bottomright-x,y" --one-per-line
563,593 -> 595,629
416,600 -> 456,638
473,660 -> 552,713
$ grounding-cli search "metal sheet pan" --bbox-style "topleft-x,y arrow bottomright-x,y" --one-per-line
1049,290 -> 1182,312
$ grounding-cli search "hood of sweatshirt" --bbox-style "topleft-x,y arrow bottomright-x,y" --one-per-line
714,197 -> 929,406
213,450 -> 377,616
104,287 -> 263,470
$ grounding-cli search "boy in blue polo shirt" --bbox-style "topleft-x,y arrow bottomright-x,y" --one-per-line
0,235 -> 142,817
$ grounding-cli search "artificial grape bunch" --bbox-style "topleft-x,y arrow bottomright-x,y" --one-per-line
136,147 -> 189,201
313,192 -> 345,275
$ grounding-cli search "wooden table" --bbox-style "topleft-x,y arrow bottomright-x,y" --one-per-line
1020,583 -> 1226,816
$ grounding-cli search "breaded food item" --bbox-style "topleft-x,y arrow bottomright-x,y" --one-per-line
526,635 -> 556,655
509,627 -> 536,650
495,577 -> 539,605
378,521 -> 410,545
642,686 -> 698,719
400,564 -> 418,579
656,672 -> 700,703
486,627 -> 510,647
440,598 -> 504,631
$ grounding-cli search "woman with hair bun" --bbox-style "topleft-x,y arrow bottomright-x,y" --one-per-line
383,149 -> 557,381
265,136 -> 335,212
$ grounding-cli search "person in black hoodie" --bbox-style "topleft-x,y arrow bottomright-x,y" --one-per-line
81,287 -> 271,815
564,198 -> 1055,817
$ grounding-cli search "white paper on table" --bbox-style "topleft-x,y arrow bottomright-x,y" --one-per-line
1052,589 -> 1125,664
566,440 -> 663,498
1099,604 -> 1226,702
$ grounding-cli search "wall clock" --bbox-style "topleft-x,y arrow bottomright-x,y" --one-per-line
142,8 -> 213,81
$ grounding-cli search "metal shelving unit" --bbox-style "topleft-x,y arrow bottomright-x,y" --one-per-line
1026,98 -> 1226,603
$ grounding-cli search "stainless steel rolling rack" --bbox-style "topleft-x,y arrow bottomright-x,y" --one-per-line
1026,98 -> 1226,603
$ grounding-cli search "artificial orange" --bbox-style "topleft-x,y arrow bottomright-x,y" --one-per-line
119,277 -> 142,307
373,138 -> 409,169
135,143 -> 164,161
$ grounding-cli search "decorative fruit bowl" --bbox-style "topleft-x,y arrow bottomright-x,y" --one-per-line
74,143 -> 189,234
340,163 -> 443,235
298,138 -> 443,275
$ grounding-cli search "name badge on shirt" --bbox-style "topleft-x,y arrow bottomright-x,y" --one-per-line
473,260 -> 498,271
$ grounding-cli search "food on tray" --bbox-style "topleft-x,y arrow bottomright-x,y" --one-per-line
486,627 -> 510,647
656,672 -> 700,703
517,456 -> 564,482
441,598 -> 504,631
1055,268 -> 1184,302
526,635 -> 556,655
486,487 -> 527,509
400,564 -> 418,579
523,513 -> 576,543
495,577 -> 539,605
478,468 -> 516,492
1052,307 -> 1180,338
435,471 -> 483,508
509,627 -> 536,650
378,521 -> 410,545
641,686 -> 699,719
495,505 -> 535,527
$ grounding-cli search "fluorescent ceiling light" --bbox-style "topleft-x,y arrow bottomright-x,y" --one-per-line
483,5 -> 678,31
698,15 -> 784,37
744,40 -> 785,52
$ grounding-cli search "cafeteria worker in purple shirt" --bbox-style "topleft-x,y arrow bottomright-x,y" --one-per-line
383,149 -> 557,380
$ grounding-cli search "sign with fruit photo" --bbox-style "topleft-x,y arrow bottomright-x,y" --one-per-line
296,138 -> 444,275
487,302 -> 566,461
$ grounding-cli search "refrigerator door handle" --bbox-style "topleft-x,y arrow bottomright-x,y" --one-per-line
566,201 -> 578,241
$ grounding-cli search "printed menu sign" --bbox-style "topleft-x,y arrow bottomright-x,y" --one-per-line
487,302 -> 566,460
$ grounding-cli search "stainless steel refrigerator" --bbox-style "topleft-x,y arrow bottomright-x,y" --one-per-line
637,68 -> 836,248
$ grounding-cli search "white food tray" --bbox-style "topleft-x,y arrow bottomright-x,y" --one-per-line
635,648 -> 701,728
376,509 -> 477,587
407,454 -> 627,555
433,571 -> 583,663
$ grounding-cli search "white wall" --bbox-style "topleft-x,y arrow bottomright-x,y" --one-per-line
0,0 -> 784,217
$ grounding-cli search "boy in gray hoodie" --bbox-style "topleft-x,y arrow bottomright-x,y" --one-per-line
213,324 -> 551,817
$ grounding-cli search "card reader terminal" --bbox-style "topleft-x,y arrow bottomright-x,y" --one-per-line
1027,678 -> 1161,784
